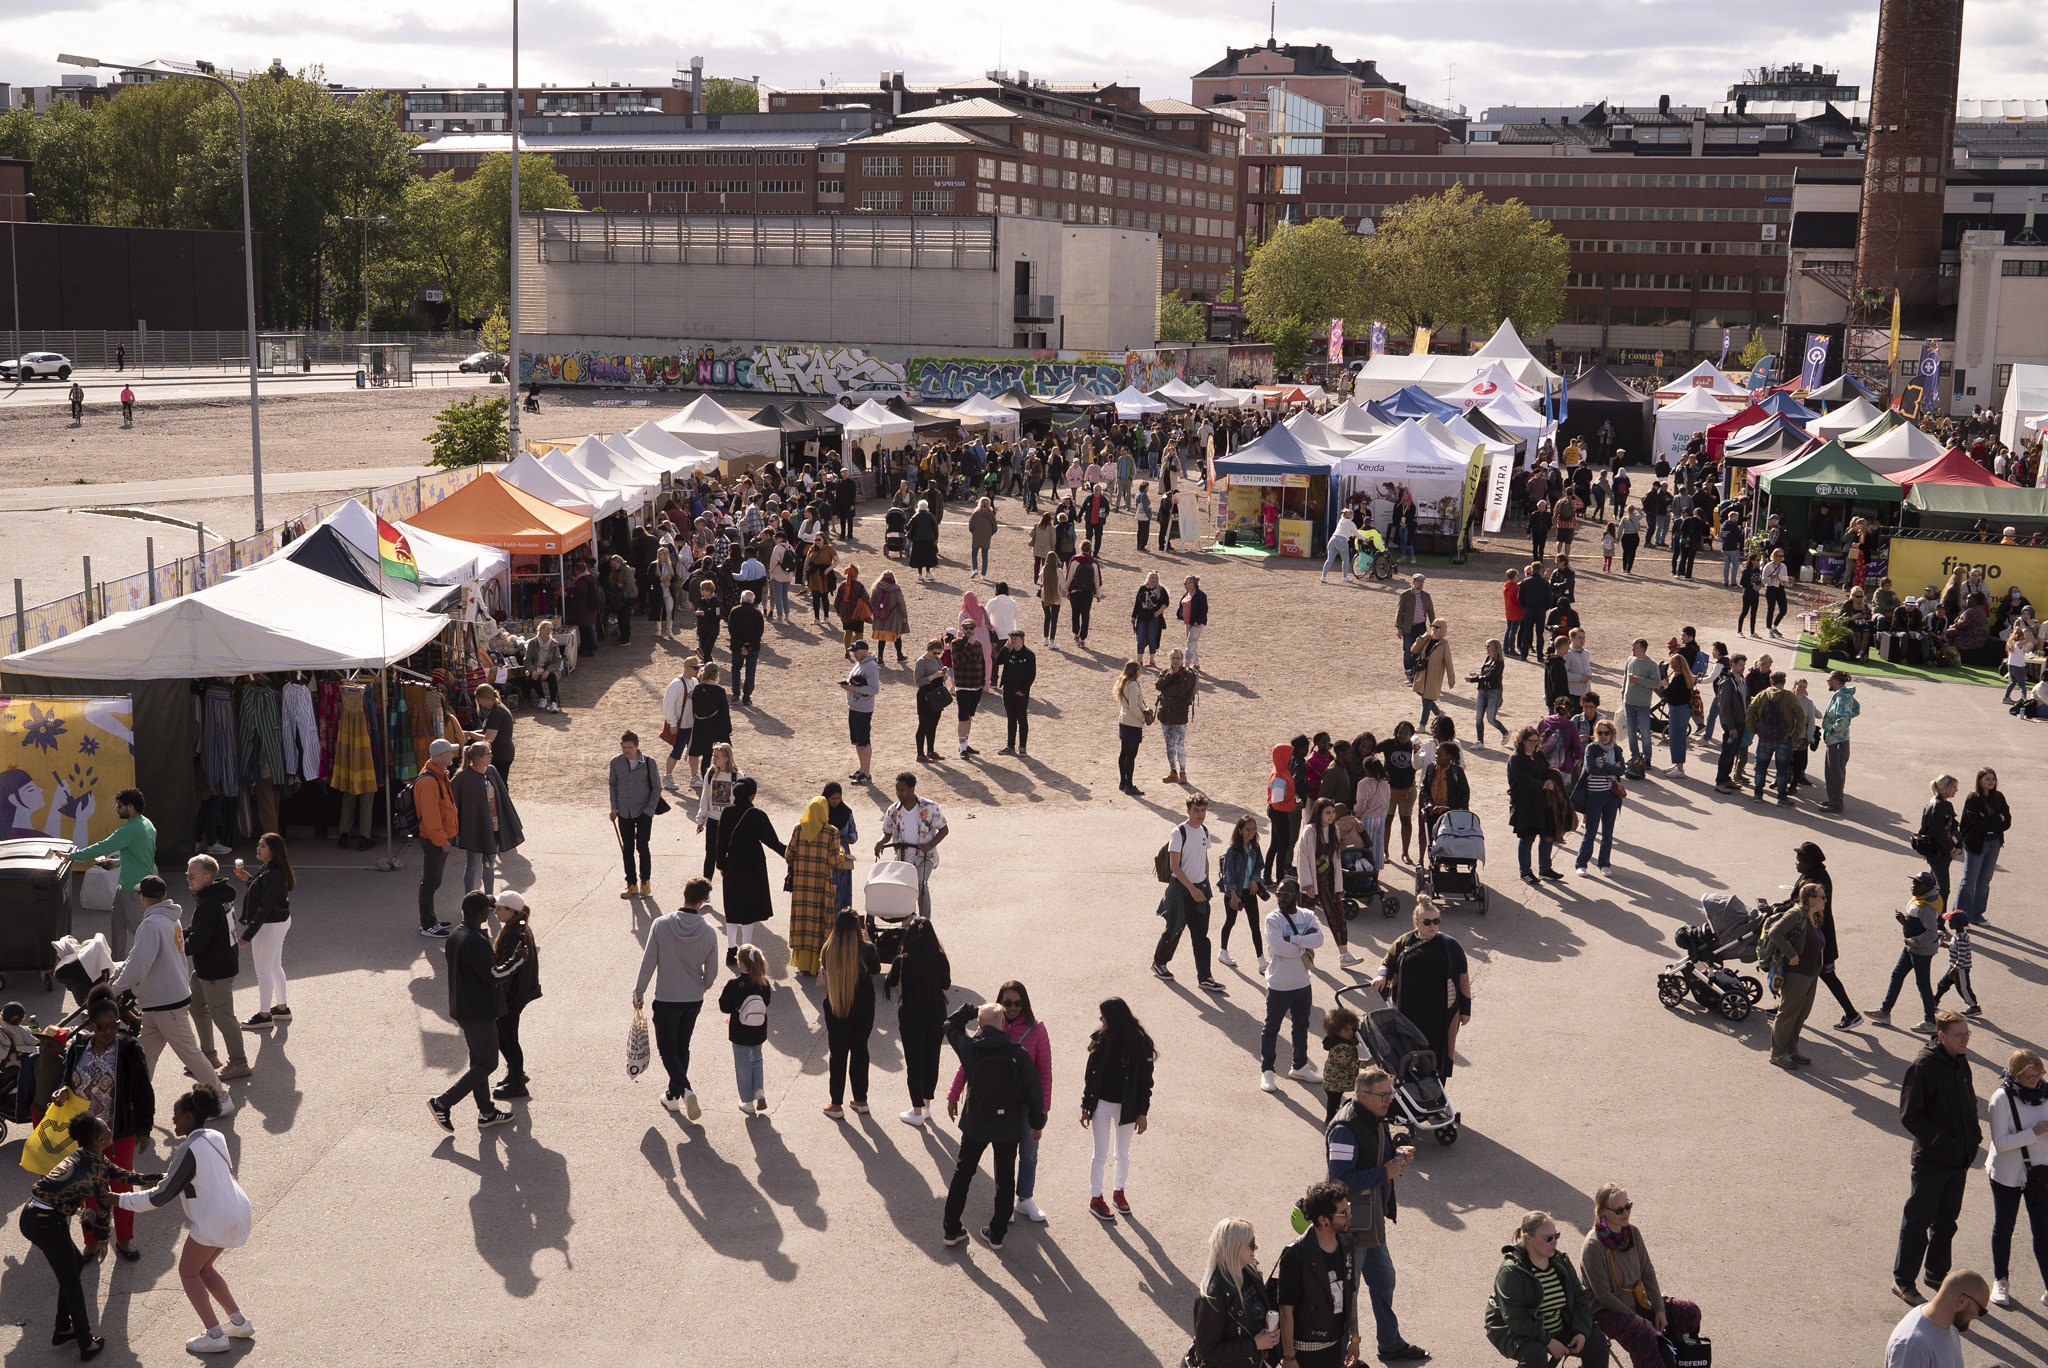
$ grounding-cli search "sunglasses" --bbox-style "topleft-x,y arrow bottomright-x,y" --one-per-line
1419,917 -> 1441,926
1955,1292 -> 1983,1318
1539,1232 -> 1560,1244
1605,1202 -> 1633,1214
999,998 -> 1021,1008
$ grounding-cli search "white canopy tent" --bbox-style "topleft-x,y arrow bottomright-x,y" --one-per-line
656,395 -> 780,460
1438,361 -> 1540,409
537,449 -> 631,519
1282,410 -> 1364,457
1154,377 -> 1212,404
822,402 -> 914,455
1334,421 -> 1473,508
1847,419 -> 1949,475
2000,363 -> 2048,450
1436,412 -> 1515,463
1351,320 -> 1561,402
1478,392 -> 1554,447
1807,395 -> 1883,441
1654,361 -> 1746,404
1322,399 -> 1399,442
3,560 -> 449,679
575,441 -> 666,509
949,393 -> 1022,436
1653,387 -> 1730,462
1111,385 -> 1171,419
620,421 -> 721,474
1472,318 -> 1563,385
501,451 -> 604,518
319,497 -> 508,586
1194,380 -> 1252,408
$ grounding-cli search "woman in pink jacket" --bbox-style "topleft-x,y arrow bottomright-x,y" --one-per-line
947,978 -> 1052,1223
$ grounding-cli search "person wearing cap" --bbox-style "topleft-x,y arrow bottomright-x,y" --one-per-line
950,618 -> 987,759
429,891 -> 526,1132
490,892 -> 542,1103
1817,671 -> 1858,812
1873,871 -> 1945,1030
993,628 -> 1037,757
840,639 -> 880,784
413,738 -> 461,938
1791,842 -> 1863,1031
112,875 -> 233,1115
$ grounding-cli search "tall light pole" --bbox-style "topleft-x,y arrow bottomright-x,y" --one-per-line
341,214 -> 390,332
62,54 -> 266,529
506,1 -> 522,459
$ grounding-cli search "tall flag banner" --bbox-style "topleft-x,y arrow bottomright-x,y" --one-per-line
377,515 -> 421,584
1746,356 -> 1776,393
1889,291 -> 1902,374
1370,321 -> 1387,356
1482,446 -> 1514,534
1918,339 -> 1943,414
1799,332 -> 1832,392
1328,318 -> 1345,365
1459,443 -> 1487,539
1412,327 -> 1433,356
1718,329 -> 1731,367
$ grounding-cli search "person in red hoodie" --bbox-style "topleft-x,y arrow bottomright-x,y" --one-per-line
1503,569 -> 1525,659
1264,740 -> 1304,885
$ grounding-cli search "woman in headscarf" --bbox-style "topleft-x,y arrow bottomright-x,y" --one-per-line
835,562 -> 872,658
869,570 -> 909,667
958,589 -> 993,661
715,778 -> 787,949
787,795 -> 852,977
908,499 -> 940,581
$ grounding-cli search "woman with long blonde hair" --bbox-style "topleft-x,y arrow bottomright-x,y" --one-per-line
819,911 -> 879,1119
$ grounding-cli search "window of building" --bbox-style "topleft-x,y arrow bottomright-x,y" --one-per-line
2002,260 -> 2048,276
1081,204 -> 1097,222
1117,149 -> 1132,169
653,180 -> 696,193
913,189 -> 956,211
1099,144 -> 1114,163
861,190 -> 903,211
1998,363 -> 2015,386
977,191 -> 996,213
1077,173 -> 1094,194
862,155 -> 902,177
1064,202 -> 1079,222
703,180 -> 750,194
1021,131 -> 1040,153
758,179 -> 802,194
1149,182 -> 1163,202
1115,208 -> 1130,226
818,179 -> 844,194
1063,169 -> 1078,190
1022,164 -> 1039,185
819,151 -> 846,168
1019,196 -> 1036,217
1063,138 -> 1079,159
1148,212 -> 1162,231
569,180 -> 596,194
1116,178 -> 1131,197
601,180 -> 648,193
1150,154 -> 1165,173
1081,143 -> 1097,163
999,194 -> 1016,215
911,155 -> 954,177
1000,161 -> 1017,182
1179,119 -> 1196,130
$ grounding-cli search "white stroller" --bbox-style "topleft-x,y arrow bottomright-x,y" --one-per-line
863,848 -> 922,971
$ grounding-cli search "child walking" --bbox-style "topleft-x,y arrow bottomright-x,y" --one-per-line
718,944 -> 775,1115
1321,1005 -> 1361,1123
1600,522 -> 1616,573
1933,907 -> 1981,1016
1871,870 -> 1944,1030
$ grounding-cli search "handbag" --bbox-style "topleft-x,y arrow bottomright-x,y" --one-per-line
20,1092 -> 91,1176
917,677 -> 953,713
1658,1332 -> 1711,1368
659,721 -> 679,746
1602,1243 -> 1654,1313
626,1008 -> 651,1078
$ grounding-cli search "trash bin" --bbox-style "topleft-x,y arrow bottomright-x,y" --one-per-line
0,837 -> 77,992
356,369 -> 367,388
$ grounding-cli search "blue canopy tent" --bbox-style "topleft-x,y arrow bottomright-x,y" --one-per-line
1756,391 -> 1821,425
1212,424 -> 1341,554
1376,385 -> 1462,422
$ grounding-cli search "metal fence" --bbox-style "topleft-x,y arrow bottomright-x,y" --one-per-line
2,466 -> 487,656
0,330 -> 483,371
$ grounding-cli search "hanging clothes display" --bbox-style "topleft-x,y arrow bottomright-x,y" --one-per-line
280,679 -> 322,783
330,683 -> 380,796
201,684 -> 239,799
388,684 -> 418,784
238,680 -> 288,789
316,679 -> 343,783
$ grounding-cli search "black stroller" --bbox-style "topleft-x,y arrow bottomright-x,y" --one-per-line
1657,892 -> 1766,1022
1340,847 -> 1400,920
1339,991 -> 1461,1146
883,506 -> 909,559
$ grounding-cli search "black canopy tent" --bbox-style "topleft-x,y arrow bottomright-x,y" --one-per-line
748,404 -> 822,452
1560,367 -> 1655,465
279,524 -> 466,613
883,396 -> 955,433
991,385 -> 1055,428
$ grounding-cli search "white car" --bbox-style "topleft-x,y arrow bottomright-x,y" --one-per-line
1,352 -> 73,381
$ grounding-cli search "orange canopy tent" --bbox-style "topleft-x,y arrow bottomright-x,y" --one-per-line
406,471 -> 593,553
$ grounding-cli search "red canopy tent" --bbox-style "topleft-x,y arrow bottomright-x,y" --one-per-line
1704,402 -> 1769,459
1890,446 -> 2017,490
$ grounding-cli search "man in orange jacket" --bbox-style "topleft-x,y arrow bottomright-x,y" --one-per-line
415,738 -> 460,938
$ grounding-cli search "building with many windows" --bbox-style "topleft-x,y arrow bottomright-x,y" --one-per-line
387,82 -> 680,136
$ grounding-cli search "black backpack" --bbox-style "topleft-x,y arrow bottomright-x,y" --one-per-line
965,1045 -> 1024,1132
390,781 -> 421,839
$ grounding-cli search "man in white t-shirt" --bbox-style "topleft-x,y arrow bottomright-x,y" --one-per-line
1884,1269 -> 1985,1368
660,658 -> 701,792
876,772 -> 948,919
1151,792 -> 1223,992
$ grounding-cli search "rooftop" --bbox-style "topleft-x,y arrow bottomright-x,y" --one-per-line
849,122 -> 1012,149
411,128 -> 870,154
1193,41 -> 1405,91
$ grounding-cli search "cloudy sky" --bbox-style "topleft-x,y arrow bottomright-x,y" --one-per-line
8,1 -> 2040,113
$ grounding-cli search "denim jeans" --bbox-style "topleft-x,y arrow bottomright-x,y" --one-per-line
1880,949 -> 1937,1020
1702,695 -> 1721,743
1624,702 -> 1654,763
1134,617 -> 1163,656
1956,837 -> 2001,919
1260,985 -> 1312,1071
1753,738 -> 1793,798
732,645 -> 759,700
1722,547 -> 1742,586
1162,723 -> 1188,773
768,579 -> 791,618
1474,687 -> 1504,736
463,849 -> 496,894
1017,1126 -> 1040,1201
971,544 -> 990,576
1665,704 -> 1691,765
1650,511 -> 1669,545
1517,832 -> 1557,877
732,1041 -> 764,1102
1356,1240 -> 1405,1353
1322,538 -> 1351,579
1575,790 -> 1618,868
1417,696 -> 1442,727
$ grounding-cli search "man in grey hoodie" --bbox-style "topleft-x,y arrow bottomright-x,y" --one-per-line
111,875 -> 233,1114
633,876 -> 722,1120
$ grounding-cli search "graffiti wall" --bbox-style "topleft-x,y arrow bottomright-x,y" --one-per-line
517,336 -> 1274,400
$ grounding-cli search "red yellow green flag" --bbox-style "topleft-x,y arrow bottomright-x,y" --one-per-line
376,515 -> 420,583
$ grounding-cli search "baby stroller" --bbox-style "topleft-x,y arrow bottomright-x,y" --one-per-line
1657,892 -> 1765,1022
1340,846 -> 1400,920
1418,809 -> 1488,914
1341,992 -> 1460,1146
862,845 -> 922,972
883,506 -> 909,560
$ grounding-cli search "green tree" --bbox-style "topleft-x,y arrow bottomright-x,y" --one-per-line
27,101 -> 117,225
390,172 -> 494,327
1737,332 -> 1771,369
425,394 -> 510,469
1240,217 -> 1368,342
701,78 -> 759,114
479,304 -> 510,353
98,79 -> 220,228
1156,293 -> 1206,344
1357,185 -> 1567,339
1267,316 -> 1313,374
459,152 -> 581,318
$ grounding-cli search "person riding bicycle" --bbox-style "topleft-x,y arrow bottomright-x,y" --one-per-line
68,382 -> 84,420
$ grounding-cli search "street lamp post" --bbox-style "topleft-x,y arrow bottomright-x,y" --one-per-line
341,214 -> 391,332
60,54 -> 267,530
507,0 -> 522,459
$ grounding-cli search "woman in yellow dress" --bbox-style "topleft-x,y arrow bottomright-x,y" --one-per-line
787,796 -> 851,976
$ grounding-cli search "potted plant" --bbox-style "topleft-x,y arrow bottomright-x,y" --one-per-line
1811,610 -> 1856,671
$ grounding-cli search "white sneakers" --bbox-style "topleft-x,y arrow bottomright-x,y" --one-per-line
1216,948 -> 1236,968
899,1107 -> 927,1127
1664,765 -> 1685,778
225,1316 -> 254,1340
661,1095 -> 681,1114
188,1331 -> 231,1354
1991,1278 -> 2013,1308
1016,1198 -> 1047,1223
1289,1062 -> 1324,1084
1339,950 -> 1363,967
1260,1070 -> 1278,1093
682,1090 -> 702,1121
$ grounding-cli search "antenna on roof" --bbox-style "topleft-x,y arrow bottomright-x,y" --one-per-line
1269,2 -> 1275,46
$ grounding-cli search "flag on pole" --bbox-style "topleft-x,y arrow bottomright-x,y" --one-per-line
1369,321 -> 1386,356
1327,318 -> 1345,365
377,515 -> 421,584
1799,332 -> 1832,392
1718,329 -> 1731,368
1411,327 -> 1432,356
1888,290 -> 1902,372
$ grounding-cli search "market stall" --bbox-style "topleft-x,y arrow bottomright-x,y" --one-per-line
1849,420 -> 1949,476
1653,361 -> 1747,405
406,472 -> 594,622
273,502 -> 502,615
1808,394 -> 1883,440
537,449 -> 632,520
1654,387 -> 1729,462
991,385 -> 1056,427
1724,413 -> 1813,462
1323,398 -> 1399,443
1211,424 -> 1340,554
1376,385 -> 1463,422
1755,441 -> 1903,552
1892,447 -> 2017,491
2000,363 -> 2048,450
656,394 -> 781,470
1803,371 -> 1881,409
1333,421 -> 1473,547
1153,377 -> 1213,406
748,404 -> 823,463
619,421 -> 722,476
948,392 -> 1023,438
1033,381 -> 1114,409
1561,366 -> 1656,461
1478,391 -> 1554,450
1283,409 -> 1364,457
1438,361 -> 1539,410
1901,483 -> 2048,534
1838,408 -> 1908,447
565,436 -> 663,511
1111,385 -> 1171,419
501,451 -> 608,519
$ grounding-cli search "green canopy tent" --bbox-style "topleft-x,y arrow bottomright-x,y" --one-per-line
1757,440 -> 1902,568
1904,483 -> 2048,533
1839,408 -> 1907,447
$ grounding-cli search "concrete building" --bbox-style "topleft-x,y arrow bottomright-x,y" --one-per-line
389,83 -> 681,136
515,210 -> 1159,353
1727,64 -> 1860,106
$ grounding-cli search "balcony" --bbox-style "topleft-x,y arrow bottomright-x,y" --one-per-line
1014,293 -> 1056,322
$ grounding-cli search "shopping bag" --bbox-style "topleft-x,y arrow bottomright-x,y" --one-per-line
626,1008 -> 651,1078
79,864 -> 119,914
20,1092 -> 90,1176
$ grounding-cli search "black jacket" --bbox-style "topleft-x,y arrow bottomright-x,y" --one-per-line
496,922 -> 542,1014
60,1034 -> 154,1141
1079,1042 -> 1154,1123
728,603 -> 765,653
236,864 -> 291,939
1960,791 -> 2011,855
993,644 -> 1037,695
1274,1229 -> 1356,1349
1899,1039 -> 1982,1169
1189,1266 -> 1270,1368
187,881 -> 241,981
1918,798 -> 1959,862
445,920 -> 527,1023
945,1002 -> 1047,1140
1183,587 -> 1209,626
1506,749 -> 1557,838
1515,574 -> 1551,620
688,684 -> 732,754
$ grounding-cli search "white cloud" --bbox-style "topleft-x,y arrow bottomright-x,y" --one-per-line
3,0 -> 2039,110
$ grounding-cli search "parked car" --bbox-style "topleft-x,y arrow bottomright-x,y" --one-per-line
1,352 -> 74,381
459,351 -> 508,375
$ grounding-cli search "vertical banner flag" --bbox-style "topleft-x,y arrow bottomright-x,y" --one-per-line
1370,321 -> 1386,356
1718,329 -> 1731,367
1918,339 -> 1943,415
1799,332 -> 1832,392
376,515 -> 421,584
1483,444 -> 1514,534
1412,327 -> 1432,356
1459,443 -> 1487,539
1328,318 -> 1345,366
1888,290 -> 1902,373
1746,356 -> 1776,393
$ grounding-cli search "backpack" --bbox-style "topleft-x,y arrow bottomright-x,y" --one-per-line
1155,823 -> 1186,883
1757,901 -> 1803,975
390,781 -> 421,839
737,990 -> 768,1029
965,1046 -> 1024,1131
1068,558 -> 1096,596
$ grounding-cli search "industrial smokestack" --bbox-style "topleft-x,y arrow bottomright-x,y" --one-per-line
690,55 -> 703,116
1856,0 -> 1964,320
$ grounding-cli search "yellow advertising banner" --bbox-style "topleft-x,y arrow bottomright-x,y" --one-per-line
0,696 -> 137,846
1884,539 -> 2048,610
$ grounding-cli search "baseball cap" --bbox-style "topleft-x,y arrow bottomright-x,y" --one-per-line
1793,842 -> 1826,865
495,890 -> 528,913
429,738 -> 459,759
850,639 -> 870,652
1910,871 -> 1937,896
